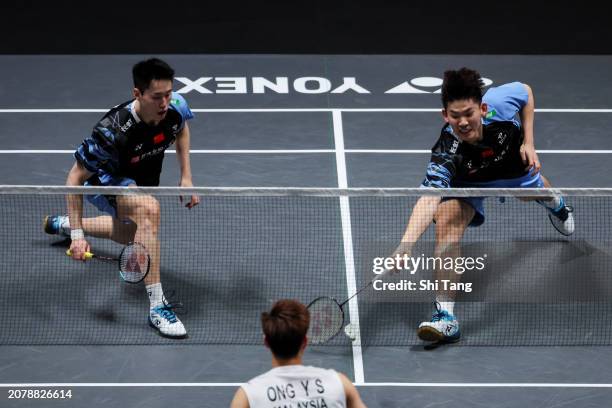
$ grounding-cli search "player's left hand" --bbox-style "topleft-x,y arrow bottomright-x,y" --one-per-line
520,143 -> 540,175
179,178 -> 200,209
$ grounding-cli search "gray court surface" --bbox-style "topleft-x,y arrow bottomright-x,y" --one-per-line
1,55 -> 612,407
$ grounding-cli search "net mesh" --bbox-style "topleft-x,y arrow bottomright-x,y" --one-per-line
1,186 -> 611,346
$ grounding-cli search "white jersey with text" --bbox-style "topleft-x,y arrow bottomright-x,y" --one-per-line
241,365 -> 346,408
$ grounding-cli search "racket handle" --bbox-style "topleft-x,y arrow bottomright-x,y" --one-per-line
66,249 -> 94,260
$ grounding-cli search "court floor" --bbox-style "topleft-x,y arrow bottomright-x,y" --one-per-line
1,55 -> 612,407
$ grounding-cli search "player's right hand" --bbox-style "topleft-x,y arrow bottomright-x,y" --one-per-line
69,239 -> 91,261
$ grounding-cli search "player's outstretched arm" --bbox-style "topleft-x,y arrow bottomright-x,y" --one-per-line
175,122 -> 200,208
339,372 -> 368,408
519,83 -> 540,174
65,161 -> 94,259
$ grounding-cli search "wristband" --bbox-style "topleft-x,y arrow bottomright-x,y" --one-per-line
71,228 -> 84,241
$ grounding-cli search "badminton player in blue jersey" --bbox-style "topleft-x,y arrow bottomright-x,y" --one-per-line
394,68 -> 574,343
44,58 -> 199,338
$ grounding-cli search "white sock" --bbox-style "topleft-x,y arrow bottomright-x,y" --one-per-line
436,300 -> 455,316
537,196 -> 563,211
146,283 -> 164,308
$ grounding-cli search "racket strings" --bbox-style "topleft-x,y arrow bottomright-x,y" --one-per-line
307,298 -> 344,344
120,244 -> 148,272
119,243 -> 150,283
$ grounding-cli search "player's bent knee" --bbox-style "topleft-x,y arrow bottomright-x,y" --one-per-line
117,195 -> 160,223
131,196 -> 160,219
434,214 -> 468,236
140,197 -> 160,221
436,201 -> 474,229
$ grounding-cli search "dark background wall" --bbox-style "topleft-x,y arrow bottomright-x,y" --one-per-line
1,0 -> 610,54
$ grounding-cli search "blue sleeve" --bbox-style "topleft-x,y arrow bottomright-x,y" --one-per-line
482,82 -> 529,127
421,153 -> 455,188
170,92 -> 194,131
74,126 -> 119,174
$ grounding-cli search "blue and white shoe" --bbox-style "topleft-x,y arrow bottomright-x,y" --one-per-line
43,215 -> 70,237
417,303 -> 460,343
547,198 -> 574,236
149,302 -> 187,339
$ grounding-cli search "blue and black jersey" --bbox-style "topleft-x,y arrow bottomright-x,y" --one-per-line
75,92 -> 194,187
422,82 -> 530,188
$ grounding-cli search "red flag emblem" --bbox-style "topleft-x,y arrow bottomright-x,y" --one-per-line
153,132 -> 165,144
481,149 -> 494,158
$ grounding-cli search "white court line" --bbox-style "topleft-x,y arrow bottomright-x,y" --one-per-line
0,149 -> 334,154
346,149 -> 612,154
1,108 -> 612,113
1,382 -> 612,388
0,108 -> 612,113
1,149 -> 612,154
332,109 -> 365,385
0,149 -> 612,154
363,383 -> 612,388
0,383 -> 242,387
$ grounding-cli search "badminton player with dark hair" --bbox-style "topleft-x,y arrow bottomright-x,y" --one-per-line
393,68 -> 574,343
44,58 -> 198,338
230,299 -> 366,408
